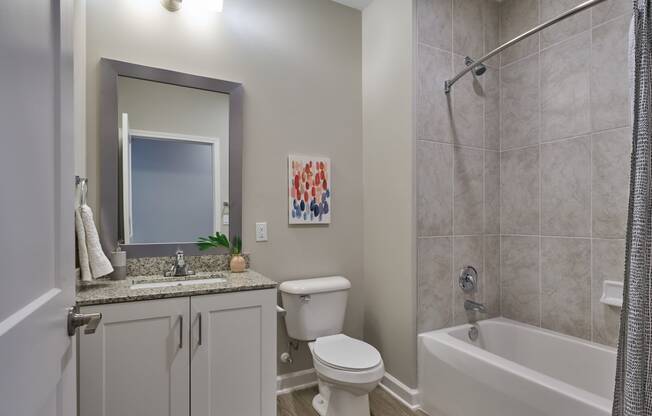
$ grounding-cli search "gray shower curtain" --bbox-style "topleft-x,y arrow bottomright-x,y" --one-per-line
612,2 -> 652,415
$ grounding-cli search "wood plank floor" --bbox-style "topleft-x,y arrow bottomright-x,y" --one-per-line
277,386 -> 428,416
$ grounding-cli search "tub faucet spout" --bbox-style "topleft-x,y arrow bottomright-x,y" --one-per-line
464,300 -> 487,313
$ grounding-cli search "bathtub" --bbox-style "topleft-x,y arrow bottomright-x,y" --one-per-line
418,318 -> 616,416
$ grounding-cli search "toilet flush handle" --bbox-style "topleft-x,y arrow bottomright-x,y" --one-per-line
300,295 -> 311,303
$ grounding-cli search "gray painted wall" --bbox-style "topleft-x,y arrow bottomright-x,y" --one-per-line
83,0 -> 362,376
363,0 -> 417,388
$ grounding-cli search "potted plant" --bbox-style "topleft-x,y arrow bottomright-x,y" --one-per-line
196,232 -> 246,273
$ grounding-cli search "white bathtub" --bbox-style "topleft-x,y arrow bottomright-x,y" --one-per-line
418,318 -> 616,416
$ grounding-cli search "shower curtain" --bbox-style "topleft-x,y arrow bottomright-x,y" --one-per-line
612,1 -> 652,415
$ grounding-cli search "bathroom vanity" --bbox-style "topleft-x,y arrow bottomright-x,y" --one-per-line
74,59 -> 276,416
76,268 -> 277,416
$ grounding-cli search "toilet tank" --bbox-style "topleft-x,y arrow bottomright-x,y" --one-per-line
279,276 -> 351,341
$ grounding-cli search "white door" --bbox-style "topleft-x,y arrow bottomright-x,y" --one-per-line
78,299 -> 190,416
190,290 -> 277,416
0,1 -> 76,416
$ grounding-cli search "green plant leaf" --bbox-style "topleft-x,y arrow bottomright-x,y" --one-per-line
196,232 -> 231,250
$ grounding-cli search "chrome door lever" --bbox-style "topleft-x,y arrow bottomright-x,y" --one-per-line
67,306 -> 102,336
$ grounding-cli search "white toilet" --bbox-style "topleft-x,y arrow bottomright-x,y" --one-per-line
279,276 -> 384,416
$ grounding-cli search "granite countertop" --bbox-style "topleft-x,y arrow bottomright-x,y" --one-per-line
76,270 -> 277,306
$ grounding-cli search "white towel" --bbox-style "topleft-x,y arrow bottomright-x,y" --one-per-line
75,208 -> 93,281
78,204 -> 113,279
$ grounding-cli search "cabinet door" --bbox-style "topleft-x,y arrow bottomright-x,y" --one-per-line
79,298 -> 190,416
190,289 -> 276,416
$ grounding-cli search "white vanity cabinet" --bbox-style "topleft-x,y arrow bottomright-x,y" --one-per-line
78,289 -> 276,416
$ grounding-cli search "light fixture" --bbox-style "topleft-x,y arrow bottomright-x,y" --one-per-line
161,0 -> 182,12
161,0 -> 224,12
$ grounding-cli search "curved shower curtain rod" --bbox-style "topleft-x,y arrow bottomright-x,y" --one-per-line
444,0 -> 609,94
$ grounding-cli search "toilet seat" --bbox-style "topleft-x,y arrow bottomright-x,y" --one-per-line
312,334 -> 382,371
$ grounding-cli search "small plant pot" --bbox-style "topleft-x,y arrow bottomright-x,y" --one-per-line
230,255 -> 246,273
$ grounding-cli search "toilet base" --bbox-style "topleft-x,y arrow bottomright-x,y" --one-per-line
312,393 -> 328,416
312,383 -> 371,416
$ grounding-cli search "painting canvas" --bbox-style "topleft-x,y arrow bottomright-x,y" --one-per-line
288,155 -> 331,224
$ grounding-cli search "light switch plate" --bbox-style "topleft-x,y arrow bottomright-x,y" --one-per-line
255,222 -> 268,242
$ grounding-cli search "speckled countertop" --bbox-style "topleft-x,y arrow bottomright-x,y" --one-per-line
76,270 -> 277,306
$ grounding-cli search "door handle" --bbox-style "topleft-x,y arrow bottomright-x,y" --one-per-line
179,315 -> 183,349
197,312 -> 202,346
67,306 -> 102,336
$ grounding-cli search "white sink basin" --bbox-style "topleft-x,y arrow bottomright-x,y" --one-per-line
130,277 -> 226,290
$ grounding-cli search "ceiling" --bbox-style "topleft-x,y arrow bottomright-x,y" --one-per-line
330,0 -> 373,10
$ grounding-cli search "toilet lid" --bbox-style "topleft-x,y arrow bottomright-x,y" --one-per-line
313,334 -> 382,371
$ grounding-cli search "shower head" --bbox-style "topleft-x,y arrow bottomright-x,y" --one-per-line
464,56 -> 487,77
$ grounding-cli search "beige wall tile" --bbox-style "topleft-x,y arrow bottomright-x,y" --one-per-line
499,0 -> 539,65
541,33 -> 591,141
541,237 -> 591,339
418,237 -> 453,333
452,56 -> 485,148
484,0 -> 500,67
454,0 -> 485,58
417,0 -> 453,51
454,147 -> 484,234
485,150 -> 500,235
592,127 -> 632,238
592,0 -> 632,26
417,44 -> 453,142
418,141 -> 453,236
453,236 -> 484,324
540,0 -> 590,48
501,147 -> 539,235
591,15 -> 630,131
501,55 -> 540,150
501,235 -> 540,325
484,67 -> 500,150
484,235 -> 501,317
591,239 -> 625,346
541,137 -> 591,237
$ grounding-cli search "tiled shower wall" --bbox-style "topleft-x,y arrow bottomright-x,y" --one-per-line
416,0 -> 631,347
498,0 -> 631,347
416,0 -> 502,333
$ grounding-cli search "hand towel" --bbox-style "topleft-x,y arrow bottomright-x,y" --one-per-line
79,204 -> 114,278
75,208 -> 93,282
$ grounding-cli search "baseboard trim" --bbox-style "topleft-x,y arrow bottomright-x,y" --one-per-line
276,368 -> 318,395
276,368 -> 421,411
379,372 -> 421,411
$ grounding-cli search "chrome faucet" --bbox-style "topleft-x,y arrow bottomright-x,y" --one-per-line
464,299 -> 487,313
165,249 -> 195,277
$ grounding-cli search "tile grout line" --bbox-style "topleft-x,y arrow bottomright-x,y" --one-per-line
482,0 -> 487,311
589,6 -> 594,343
450,0 -> 455,325
498,0 -> 503,318
538,0 -> 543,329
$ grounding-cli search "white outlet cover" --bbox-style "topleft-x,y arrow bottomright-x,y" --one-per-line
255,222 -> 268,242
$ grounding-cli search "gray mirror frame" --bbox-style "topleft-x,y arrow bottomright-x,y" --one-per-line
100,58 -> 243,258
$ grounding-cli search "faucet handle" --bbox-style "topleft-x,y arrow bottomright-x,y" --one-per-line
175,249 -> 185,266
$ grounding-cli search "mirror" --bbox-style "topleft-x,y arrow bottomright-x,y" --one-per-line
118,77 -> 230,244
100,59 -> 243,257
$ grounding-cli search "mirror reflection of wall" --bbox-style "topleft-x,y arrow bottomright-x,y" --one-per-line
117,77 -> 230,244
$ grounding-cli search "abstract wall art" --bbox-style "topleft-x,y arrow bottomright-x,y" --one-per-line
288,155 -> 331,224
